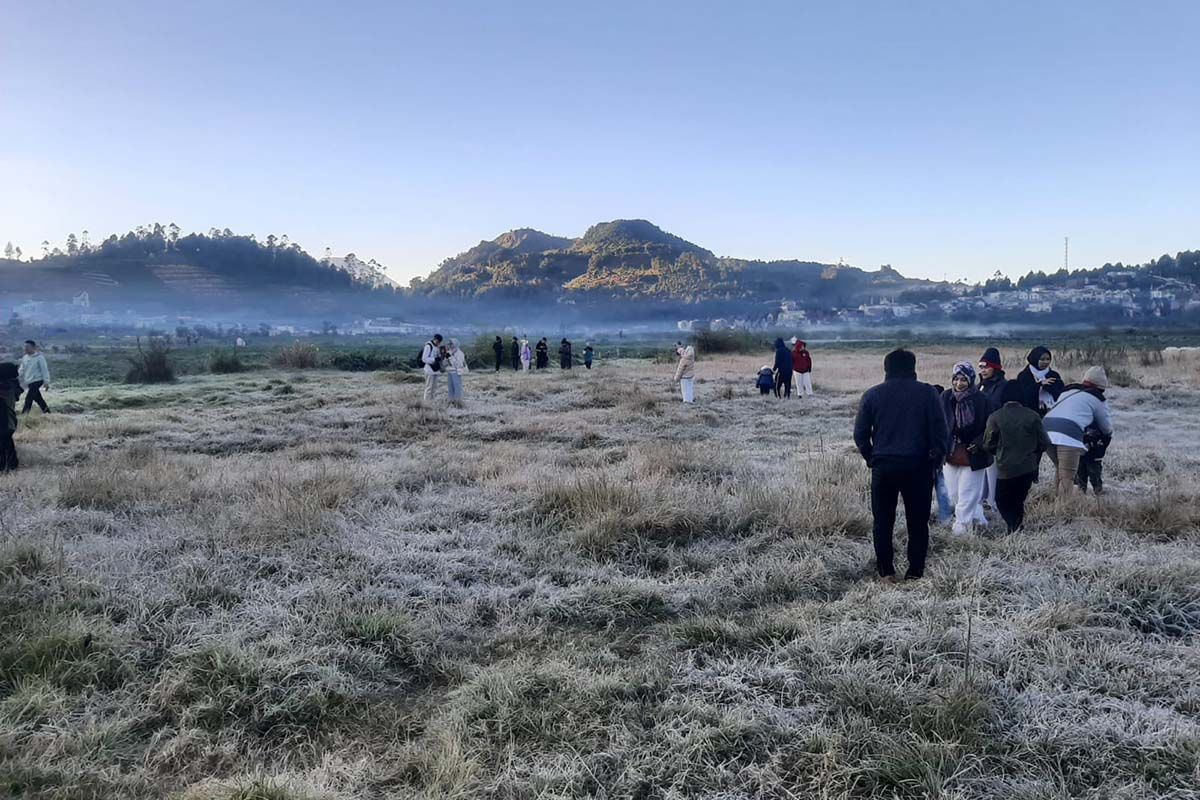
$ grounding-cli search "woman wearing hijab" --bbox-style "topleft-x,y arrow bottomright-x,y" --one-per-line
444,339 -> 469,404
772,337 -> 793,399
520,338 -> 532,371
1043,365 -> 1113,495
673,343 -> 696,403
1012,346 -> 1063,416
940,361 -> 993,534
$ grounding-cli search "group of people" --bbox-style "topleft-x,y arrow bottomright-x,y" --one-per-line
489,336 -> 595,373
423,334 -> 597,403
854,345 -> 1114,581
756,338 -> 815,398
0,340 -> 53,472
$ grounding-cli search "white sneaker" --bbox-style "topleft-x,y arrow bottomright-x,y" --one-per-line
952,524 -> 969,536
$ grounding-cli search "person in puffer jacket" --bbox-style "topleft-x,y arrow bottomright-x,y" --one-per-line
1042,365 -> 1113,495
756,366 -> 775,395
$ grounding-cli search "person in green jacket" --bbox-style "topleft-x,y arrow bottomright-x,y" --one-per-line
0,363 -> 22,471
983,382 -> 1051,533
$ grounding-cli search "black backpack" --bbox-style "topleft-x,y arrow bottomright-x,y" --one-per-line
417,342 -> 443,372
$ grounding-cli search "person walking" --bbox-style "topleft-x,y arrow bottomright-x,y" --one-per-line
492,336 -> 504,372
939,362 -> 993,535
559,338 -> 573,369
983,382 -> 1051,532
1043,366 -> 1113,495
0,363 -> 22,471
1012,346 -> 1063,416
772,338 -> 793,399
977,347 -> 1007,511
18,340 -> 50,414
673,343 -> 695,403
791,339 -> 814,397
583,344 -> 594,370
854,349 -> 948,581
520,339 -> 532,371
535,338 -> 549,369
420,334 -> 444,403
510,337 -> 521,371
445,339 -> 469,404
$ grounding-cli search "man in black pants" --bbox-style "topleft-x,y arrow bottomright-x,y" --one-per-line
19,340 -> 51,414
854,349 -> 948,581
510,337 -> 520,370
983,382 -> 1051,532
492,336 -> 504,371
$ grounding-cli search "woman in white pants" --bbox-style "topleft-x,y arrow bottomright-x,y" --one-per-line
519,339 -> 532,371
939,362 -> 994,535
673,343 -> 695,403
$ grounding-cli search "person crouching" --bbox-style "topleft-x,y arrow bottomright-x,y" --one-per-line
756,365 -> 775,395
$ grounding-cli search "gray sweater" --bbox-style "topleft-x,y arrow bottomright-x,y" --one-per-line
1043,388 -> 1112,449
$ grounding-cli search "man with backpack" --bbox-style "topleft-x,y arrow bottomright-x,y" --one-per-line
421,334 -> 444,402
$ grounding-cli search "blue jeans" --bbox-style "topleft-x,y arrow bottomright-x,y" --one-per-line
935,469 -> 953,523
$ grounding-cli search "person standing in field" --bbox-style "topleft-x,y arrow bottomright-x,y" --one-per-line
1012,346 -> 1063,416
791,339 -> 814,397
1043,366 -> 1113,495
535,338 -> 549,369
510,337 -> 521,370
559,338 -> 573,369
520,339 -> 532,371
854,349 -> 948,581
18,340 -> 50,415
772,338 -> 793,399
983,382 -> 1051,532
584,343 -> 594,370
0,363 -> 22,471
976,347 -> 1007,511
492,336 -> 504,372
420,334 -> 444,403
673,343 -> 695,403
445,339 -> 469,404
939,362 -> 993,535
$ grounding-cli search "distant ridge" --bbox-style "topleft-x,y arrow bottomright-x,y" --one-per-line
415,218 -> 940,304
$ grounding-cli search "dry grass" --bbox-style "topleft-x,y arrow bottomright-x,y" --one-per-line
1,343 -> 1199,798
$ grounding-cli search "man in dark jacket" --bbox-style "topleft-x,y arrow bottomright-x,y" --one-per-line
772,338 -> 793,398
536,338 -> 549,369
983,382 -> 1051,532
0,363 -> 22,471
559,339 -> 572,369
492,336 -> 504,371
510,337 -> 521,370
854,349 -> 948,580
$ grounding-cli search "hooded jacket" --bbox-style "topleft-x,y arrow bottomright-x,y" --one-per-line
673,346 -> 695,381
792,341 -> 812,373
854,356 -> 949,469
773,339 -> 793,376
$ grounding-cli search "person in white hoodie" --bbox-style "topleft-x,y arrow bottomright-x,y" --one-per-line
19,340 -> 50,414
444,339 -> 469,404
1042,366 -> 1113,495
673,343 -> 695,403
420,334 -> 444,403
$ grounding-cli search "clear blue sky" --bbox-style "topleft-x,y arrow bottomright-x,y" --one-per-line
3,0 -> 1197,284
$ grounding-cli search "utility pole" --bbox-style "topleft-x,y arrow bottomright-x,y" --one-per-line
1064,236 -> 1069,272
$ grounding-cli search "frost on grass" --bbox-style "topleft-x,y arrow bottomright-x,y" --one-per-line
1,352 -> 1199,798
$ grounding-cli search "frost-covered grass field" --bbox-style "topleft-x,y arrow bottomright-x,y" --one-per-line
2,346 -> 1200,799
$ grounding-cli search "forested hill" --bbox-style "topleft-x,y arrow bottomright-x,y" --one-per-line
0,225 -> 404,317
412,218 -> 943,305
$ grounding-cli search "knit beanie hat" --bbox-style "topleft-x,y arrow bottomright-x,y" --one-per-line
979,347 -> 1002,371
883,348 -> 917,378
1082,365 -> 1109,389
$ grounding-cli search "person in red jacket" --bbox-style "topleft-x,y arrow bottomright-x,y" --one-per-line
791,339 -> 814,397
